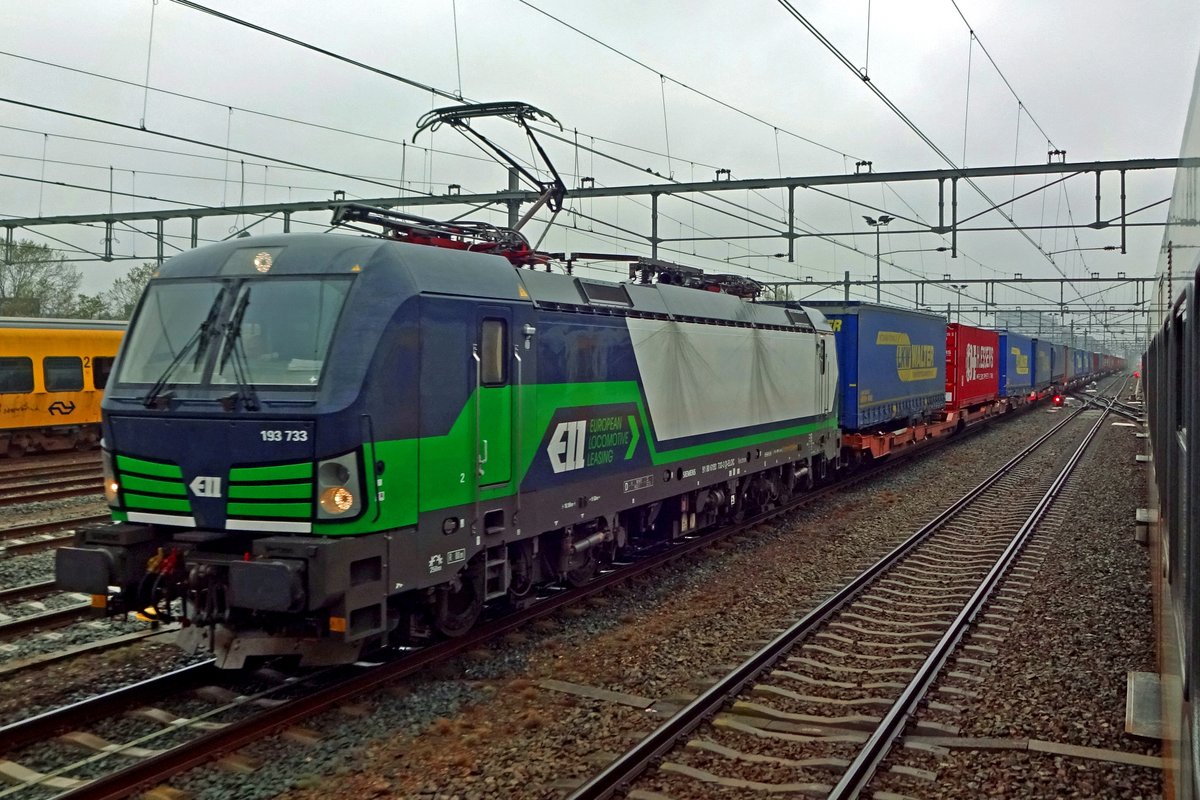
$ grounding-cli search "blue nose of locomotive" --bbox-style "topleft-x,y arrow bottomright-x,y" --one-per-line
107,415 -> 316,531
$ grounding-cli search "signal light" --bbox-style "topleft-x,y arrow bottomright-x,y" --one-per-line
1053,395 -> 1064,406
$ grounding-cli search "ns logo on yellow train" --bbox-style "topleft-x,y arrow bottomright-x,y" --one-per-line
875,332 -> 937,382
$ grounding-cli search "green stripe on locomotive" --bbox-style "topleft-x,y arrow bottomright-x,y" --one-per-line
311,379 -> 838,536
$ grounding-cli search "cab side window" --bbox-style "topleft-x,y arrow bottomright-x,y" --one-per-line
44,356 -> 84,392
480,319 -> 507,386
92,356 -> 115,390
0,357 -> 33,394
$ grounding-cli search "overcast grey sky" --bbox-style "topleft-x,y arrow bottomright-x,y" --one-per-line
2,1 -> 1198,329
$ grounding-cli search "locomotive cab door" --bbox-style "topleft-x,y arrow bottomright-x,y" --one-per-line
816,336 -> 828,413
474,308 -> 513,488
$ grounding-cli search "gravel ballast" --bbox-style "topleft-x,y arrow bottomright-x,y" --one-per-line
873,412 -> 1159,799
210,406 -> 1095,800
0,401 -> 1153,800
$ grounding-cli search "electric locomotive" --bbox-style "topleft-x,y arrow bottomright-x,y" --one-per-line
57,205 -> 840,667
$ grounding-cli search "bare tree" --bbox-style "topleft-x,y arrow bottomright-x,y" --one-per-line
104,262 -> 156,319
0,240 -> 83,317
766,284 -> 794,302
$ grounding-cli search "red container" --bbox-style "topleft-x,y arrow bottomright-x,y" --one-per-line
946,323 -> 1000,410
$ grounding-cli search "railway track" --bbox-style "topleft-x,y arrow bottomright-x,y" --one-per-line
0,581 -> 56,604
566,382 -> 1122,799
0,464 -> 102,484
0,454 -> 99,478
0,386 -> 1114,799
0,514 -> 110,556
0,602 -> 93,641
0,476 -> 103,509
0,582 -> 96,643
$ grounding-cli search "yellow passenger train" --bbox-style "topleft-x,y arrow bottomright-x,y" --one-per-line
0,317 -> 125,457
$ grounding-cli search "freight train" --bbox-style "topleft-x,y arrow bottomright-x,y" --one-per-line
55,204 -> 1120,667
0,317 -> 125,457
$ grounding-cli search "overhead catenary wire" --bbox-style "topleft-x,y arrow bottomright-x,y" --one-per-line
0,51 -> 503,169
0,97 -> 434,198
512,0 -> 867,162
4,7 -> 1118,319
4,18 -> 800,253
140,0 -> 158,128
0,143 -> 467,198
152,0 -> 1033,299
948,0 -> 1059,151
773,0 -> 1097,315
170,0 -> 462,103
962,30 -> 974,167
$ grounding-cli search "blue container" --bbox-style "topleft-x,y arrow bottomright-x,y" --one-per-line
806,302 -> 946,431
1033,339 -> 1053,387
998,331 -> 1034,397
1050,343 -> 1066,382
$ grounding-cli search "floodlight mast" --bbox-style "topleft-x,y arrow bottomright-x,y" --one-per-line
863,214 -> 894,302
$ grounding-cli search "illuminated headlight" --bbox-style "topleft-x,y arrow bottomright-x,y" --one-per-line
320,487 -> 355,514
102,449 -> 120,507
316,451 -> 362,519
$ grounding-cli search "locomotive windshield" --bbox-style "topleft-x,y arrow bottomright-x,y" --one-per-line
116,276 -> 352,390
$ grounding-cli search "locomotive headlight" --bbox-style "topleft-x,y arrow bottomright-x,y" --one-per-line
101,449 -> 119,507
316,451 -> 362,519
320,486 -> 355,514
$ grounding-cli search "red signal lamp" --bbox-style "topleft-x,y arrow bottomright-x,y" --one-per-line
1053,394 -> 1064,407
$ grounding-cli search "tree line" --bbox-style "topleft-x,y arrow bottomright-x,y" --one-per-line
0,240 -> 153,320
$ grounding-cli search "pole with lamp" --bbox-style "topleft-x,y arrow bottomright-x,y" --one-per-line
950,283 -> 968,323
863,214 -> 893,303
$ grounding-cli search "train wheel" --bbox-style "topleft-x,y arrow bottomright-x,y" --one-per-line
432,558 -> 484,637
506,544 -> 534,606
563,549 -> 597,587
6,444 -> 25,459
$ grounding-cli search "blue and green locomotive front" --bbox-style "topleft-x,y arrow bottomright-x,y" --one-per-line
57,233 -> 840,667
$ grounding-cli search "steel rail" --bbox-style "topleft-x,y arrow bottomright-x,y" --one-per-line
1111,397 -> 1145,416
1,533 -> 75,556
0,456 -> 99,477
0,627 -> 178,680
0,580 -> 57,604
1072,392 -> 1141,423
0,602 -> 92,639
45,402 -> 1023,800
565,397 -> 1100,800
44,481 -> 884,799
0,661 -> 217,752
32,387 -> 1091,800
0,465 -> 101,484
0,483 -> 101,508
0,514 -> 109,542
828,393 -> 1116,798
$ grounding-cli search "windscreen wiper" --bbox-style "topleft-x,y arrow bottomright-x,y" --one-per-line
216,287 -> 260,411
142,286 -> 228,409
